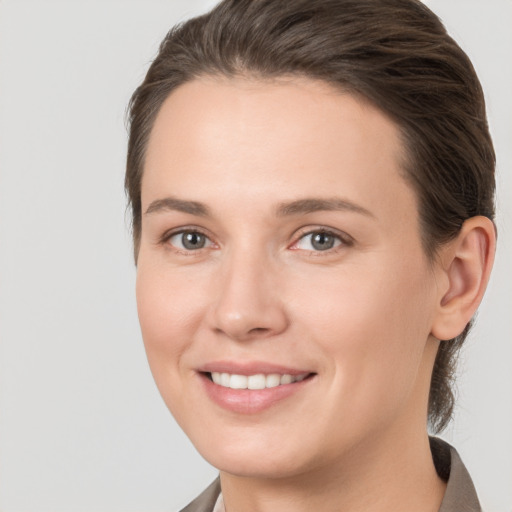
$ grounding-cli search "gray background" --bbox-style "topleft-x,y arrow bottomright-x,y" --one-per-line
0,1 -> 510,511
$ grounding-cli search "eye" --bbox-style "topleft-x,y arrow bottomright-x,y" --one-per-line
167,230 -> 213,251
293,230 -> 349,252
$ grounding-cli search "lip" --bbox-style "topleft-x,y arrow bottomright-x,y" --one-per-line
197,361 -> 316,414
199,360 -> 312,376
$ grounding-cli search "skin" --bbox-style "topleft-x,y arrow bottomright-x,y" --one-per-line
136,76 -> 495,512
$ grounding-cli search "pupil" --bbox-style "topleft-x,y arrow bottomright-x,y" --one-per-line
182,232 -> 205,250
312,232 -> 334,250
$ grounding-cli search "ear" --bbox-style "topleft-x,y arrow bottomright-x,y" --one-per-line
431,216 -> 496,341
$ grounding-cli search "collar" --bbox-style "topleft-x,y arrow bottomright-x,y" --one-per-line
430,437 -> 481,512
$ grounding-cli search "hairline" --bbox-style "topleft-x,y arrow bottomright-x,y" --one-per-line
132,71 -> 436,262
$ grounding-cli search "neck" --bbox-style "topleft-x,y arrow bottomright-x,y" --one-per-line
219,428 -> 446,512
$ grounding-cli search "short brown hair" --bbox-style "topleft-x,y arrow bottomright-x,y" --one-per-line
126,0 -> 495,433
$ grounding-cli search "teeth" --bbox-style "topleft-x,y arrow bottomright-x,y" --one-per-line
209,372 -> 309,389
280,374 -> 293,385
230,374 -> 248,389
248,374 -> 266,390
220,372 -> 230,387
266,374 -> 281,388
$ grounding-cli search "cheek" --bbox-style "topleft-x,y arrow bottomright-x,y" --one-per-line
135,263 -> 205,370
294,259 -> 432,343
135,262 -> 215,426
291,259 -> 435,410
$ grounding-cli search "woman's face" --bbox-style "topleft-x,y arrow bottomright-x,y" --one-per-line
136,77 -> 442,478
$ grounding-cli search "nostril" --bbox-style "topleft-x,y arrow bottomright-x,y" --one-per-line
249,327 -> 270,334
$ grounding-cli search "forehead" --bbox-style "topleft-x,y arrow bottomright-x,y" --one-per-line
142,76 -> 417,224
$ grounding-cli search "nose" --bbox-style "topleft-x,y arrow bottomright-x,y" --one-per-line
209,249 -> 289,342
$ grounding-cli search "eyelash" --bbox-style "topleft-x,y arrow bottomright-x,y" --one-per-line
160,227 -> 215,256
160,227 -> 353,256
290,228 -> 353,255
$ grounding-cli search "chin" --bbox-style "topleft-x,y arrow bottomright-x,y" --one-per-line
207,452 -> 308,480
189,427 -> 326,480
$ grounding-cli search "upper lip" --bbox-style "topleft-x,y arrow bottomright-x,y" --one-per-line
199,360 -> 314,376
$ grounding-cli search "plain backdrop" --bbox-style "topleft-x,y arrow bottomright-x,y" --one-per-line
0,1 -> 510,511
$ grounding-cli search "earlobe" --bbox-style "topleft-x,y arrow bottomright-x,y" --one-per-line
431,216 -> 496,341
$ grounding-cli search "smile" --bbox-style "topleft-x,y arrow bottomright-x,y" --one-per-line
209,372 -> 309,390
200,365 -> 316,414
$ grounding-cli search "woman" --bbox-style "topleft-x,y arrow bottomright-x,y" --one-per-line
125,1 -> 496,510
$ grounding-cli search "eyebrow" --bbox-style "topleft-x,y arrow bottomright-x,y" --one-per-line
145,197 -> 211,217
144,196 -> 374,218
275,197 -> 374,218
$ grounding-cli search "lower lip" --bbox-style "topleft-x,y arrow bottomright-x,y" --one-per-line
200,373 -> 314,414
